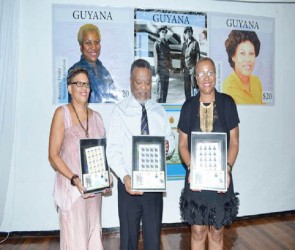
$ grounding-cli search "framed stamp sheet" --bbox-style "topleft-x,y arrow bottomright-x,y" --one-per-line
190,132 -> 227,192
132,136 -> 166,192
79,138 -> 110,194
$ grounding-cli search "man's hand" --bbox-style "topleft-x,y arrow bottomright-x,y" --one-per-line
103,174 -> 113,195
123,175 -> 143,195
165,140 -> 169,154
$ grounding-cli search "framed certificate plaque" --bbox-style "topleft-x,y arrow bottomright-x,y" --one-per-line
190,132 -> 227,192
132,136 -> 166,192
79,138 -> 110,194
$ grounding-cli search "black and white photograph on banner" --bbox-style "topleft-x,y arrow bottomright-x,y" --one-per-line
52,4 -> 134,104
134,9 -> 207,105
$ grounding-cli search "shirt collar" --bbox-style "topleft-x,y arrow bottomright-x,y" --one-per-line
80,55 -> 102,66
130,95 -> 151,108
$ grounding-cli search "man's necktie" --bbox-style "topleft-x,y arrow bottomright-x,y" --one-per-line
141,104 -> 149,135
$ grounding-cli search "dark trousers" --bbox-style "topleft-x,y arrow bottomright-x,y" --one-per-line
118,179 -> 163,250
156,69 -> 170,103
183,67 -> 196,100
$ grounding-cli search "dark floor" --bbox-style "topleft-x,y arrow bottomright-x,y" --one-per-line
1,212 -> 295,250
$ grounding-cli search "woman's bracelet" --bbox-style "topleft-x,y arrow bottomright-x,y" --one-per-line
227,162 -> 233,174
70,174 -> 79,186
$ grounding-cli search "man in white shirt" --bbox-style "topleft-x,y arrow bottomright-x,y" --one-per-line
107,59 -> 175,250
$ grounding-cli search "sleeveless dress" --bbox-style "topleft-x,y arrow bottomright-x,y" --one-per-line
53,105 -> 105,250
178,90 -> 239,229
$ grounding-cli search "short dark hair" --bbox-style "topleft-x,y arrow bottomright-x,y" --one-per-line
225,30 -> 260,69
67,67 -> 89,86
157,25 -> 167,34
130,59 -> 152,76
184,26 -> 193,34
195,57 -> 216,73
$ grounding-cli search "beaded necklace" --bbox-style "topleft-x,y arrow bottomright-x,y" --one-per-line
71,103 -> 89,138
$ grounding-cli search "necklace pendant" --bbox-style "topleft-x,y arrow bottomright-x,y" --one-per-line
71,103 -> 89,138
200,102 -> 214,132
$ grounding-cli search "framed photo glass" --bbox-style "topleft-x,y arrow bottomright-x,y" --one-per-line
132,136 -> 166,192
190,132 -> 227,192
79,138 -> 110,194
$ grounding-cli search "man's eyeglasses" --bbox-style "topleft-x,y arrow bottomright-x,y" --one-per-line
71,81 -> 91,88
195,70 -> 215,79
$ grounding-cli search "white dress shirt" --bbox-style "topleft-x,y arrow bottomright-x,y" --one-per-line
106,95 -> 175,182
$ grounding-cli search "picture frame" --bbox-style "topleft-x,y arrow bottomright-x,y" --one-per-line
79,138 -> 110,194
190,132 -> 227,192
132,136 -> 166,192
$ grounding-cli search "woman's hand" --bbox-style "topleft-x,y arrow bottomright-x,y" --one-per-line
124,175 -> 143,196
73,177 -> 95,199
218,172 -> 231,194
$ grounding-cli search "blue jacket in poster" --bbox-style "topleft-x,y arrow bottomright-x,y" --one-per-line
69,56 -> 118,103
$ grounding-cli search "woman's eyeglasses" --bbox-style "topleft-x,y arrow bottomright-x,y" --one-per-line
71,81 -> 91,88
195,70 -> 215,79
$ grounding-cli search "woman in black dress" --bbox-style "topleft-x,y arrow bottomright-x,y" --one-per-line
178,57 -> 239,249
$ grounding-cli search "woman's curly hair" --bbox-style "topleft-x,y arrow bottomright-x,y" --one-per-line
225,30 -> 260,69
